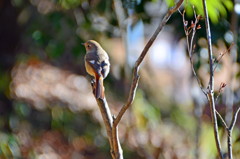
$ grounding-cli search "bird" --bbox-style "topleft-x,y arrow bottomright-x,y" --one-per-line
83,40 -> 110,99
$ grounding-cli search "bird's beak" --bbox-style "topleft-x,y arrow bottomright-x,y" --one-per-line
81,42 -> 85,46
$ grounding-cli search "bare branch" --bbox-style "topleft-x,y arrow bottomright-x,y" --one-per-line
213,43 -> 233,72
207,93 -> 223,159
216,110 -> 228,130
92,0 -> 184,158
94,97 -> 115,158
180,9 -> 207,96
202,0 -> 223,158
112,116 -> 123,159
215,82 -> 227,103
225,106 -> 240,159
113,0 -> 184,127
229,106 -> 240,131
227,129 -> 233,159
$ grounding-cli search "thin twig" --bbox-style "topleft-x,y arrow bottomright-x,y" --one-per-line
225,8 -> 238,158
213,43 -> 233,72
202,0 -> 223,158
226,106 -> 240,159
229,106 -> 240,131
111,0 -> 184,157
180,9 -> 207,96
215,82 -> 227,103
216,110 -> 228,130
113,0 -> 184,127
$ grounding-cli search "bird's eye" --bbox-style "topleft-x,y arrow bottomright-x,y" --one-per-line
87,44 -> 91,48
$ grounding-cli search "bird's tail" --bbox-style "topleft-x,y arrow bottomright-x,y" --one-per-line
95,76 -> 104,99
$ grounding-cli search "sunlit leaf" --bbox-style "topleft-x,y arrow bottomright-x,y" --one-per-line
223,0 -> 234,11
168,0 -> 233,23
165,0 -> 175,7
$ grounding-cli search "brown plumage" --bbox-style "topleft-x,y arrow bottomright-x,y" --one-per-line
83,40 -> 110,99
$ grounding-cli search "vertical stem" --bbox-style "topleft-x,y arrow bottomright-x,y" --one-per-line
202,0 -> 214,90
227,129 -> 233,159
95,0 -> 184,158
95,98 -> 115,158
225,0 -> 238,126
112,124 -> 123,159
228,107 -> 240,159
207,94 -> 223,159
202,0 -> 223,158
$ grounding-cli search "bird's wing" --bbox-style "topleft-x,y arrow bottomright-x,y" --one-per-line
85,53 -> 102,76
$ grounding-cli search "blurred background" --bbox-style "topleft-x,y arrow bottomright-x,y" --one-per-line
0,0 -> 240,158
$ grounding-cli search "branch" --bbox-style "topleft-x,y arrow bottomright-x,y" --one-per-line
215,82 -> 227,103
215,86 -> 239,159
112,116 -> 123,159
94,94 -> 115,158
229,106 -> 240,131
112,0 -> 184,157
180,9 -> 207,96
227,129 -> 233,159
92,0 -> 184,158
202,0 -> 223,158
213,43 -> 233,72
113,0 -> 184,128
216,110 -> 228,130
227,106 -> 240,159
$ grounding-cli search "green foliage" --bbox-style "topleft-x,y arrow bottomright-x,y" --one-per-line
58,0 -> 83,9
200,124 -> 218,158
0,133 -> 20,158
165,0 -> 175,7
14,102 -> 31,118
170,105 -> 195,132
133,90 -> 161,129
166,0 -> 233,23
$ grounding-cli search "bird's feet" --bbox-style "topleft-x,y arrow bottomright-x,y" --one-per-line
90,78 -> 96,95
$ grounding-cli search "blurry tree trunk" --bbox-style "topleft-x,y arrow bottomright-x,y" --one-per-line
113,0 -> 130,96
0,0 -> 20,131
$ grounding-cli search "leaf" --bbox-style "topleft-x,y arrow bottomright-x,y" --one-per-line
179,0 -> 233,23
165,0 -> 175,7
223,0 -> 234,11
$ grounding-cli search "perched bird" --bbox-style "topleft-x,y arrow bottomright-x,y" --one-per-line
83,40 -> 110,99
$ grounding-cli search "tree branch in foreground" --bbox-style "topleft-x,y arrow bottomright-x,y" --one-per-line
91,0 -> 184,158
113,0 -> 184,128
227,106 -> 240,159
202,0 -> 223,158
181,2 -> 239,159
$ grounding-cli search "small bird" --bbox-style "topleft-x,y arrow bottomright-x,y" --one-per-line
83,40 -> 110,99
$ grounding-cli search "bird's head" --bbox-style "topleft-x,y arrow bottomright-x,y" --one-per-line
82,40 -> 100,52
